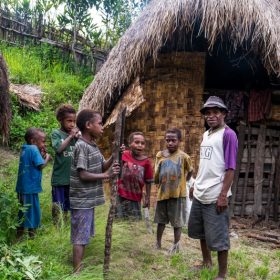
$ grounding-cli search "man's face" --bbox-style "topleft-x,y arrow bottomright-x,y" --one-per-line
204,107 -> 226,129
165,133 -> 179,153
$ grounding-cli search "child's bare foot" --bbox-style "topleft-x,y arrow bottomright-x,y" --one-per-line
155,242 -> 161,249
73,263 -> 84,275
168,242 -> 180,254
191,261 -> 213,271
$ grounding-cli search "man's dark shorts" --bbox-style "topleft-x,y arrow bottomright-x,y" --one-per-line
188,198 -> 230,251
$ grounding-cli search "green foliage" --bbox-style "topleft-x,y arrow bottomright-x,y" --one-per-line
0,44 -> 92,150
0,161 -> 20,244
0,243 -> 42,280
255,266 -> 269,279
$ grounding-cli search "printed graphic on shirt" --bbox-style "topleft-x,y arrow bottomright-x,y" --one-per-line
200,146 -> 213,160
121,162 -> 145,195
159,158 -> 181,193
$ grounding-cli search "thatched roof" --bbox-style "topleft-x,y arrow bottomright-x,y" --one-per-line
10,84 -> 43,111
80,0 -> 280,118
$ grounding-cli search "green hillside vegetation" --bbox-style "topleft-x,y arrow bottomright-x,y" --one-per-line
0,43 -> 92,150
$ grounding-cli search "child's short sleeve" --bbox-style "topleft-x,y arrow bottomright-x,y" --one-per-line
51,130 -> 62,152
144,159 -> 153,183
184,154 -> 193,173
74,143 -> 89,171
31,146 -> 45,168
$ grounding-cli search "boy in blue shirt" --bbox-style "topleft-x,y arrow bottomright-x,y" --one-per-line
16,128 -> 51,239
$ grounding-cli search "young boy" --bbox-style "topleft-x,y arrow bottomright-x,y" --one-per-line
51,104 -> 79,223
116,132 -> 153,219
70,109 -> 120,273
16,128 -> 51,239
154,128 -> 193,253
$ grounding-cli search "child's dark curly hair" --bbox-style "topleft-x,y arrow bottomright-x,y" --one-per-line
76,109 -> 101,132
166,128 -> 182,141
56,104 -> 76,121
24,128 -> 44,144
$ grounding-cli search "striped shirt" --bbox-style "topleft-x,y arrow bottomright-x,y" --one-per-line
70,138 -> 105,209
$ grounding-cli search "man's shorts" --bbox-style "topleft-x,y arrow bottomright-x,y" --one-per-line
71,208 -> 95,245
52,185 -> 70,211
188,198 -> 230,251
154,197 -> 186,228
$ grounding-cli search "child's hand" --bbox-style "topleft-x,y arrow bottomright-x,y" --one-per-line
45,153 -> 52,162
70,127 -> 80,139
143,197 -> 150,208
106,161 -> 120,178
120,144 -> 126,153
189,187 -> 194,200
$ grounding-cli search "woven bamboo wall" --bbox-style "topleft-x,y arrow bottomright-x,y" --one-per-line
100,52 -> 206,205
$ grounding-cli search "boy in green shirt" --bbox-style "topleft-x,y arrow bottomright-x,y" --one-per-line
51,104 -> 79,223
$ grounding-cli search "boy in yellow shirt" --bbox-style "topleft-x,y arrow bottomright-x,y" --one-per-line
154,128 -> 193,253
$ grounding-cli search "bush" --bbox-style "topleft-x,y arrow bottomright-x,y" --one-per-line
0,162 -> 20,244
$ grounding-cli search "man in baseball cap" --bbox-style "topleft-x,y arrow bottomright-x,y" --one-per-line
188,96 -> 238,280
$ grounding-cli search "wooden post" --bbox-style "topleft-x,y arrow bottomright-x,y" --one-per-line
230,122 -> 245,217
274,144 -> 280,222
265,135 -> 275,222
103,107 -> 126,276
241,125 -> 251,217
253,124 -> 266,219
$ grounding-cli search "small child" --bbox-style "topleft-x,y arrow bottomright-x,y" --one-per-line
16,128 -> 51,239
116,132 -> 153,219
154,128 -> 193,253
51,104 -> 79,223
70,109 -> 120,273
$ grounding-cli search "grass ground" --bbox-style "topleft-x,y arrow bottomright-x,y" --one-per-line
1,148 -> 280,280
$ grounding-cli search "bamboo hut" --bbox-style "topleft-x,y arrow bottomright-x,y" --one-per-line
0,53 -> 11,144
80,0 -> 280,220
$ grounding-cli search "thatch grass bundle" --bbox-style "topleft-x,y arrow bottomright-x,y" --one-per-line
80,0 -> 280,118
0,53 -> 11,144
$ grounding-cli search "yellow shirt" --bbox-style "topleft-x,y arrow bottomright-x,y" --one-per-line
154,149 -> 193,201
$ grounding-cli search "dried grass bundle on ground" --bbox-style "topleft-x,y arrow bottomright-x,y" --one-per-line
80,0 -> 280,117
0,53 -> 11,144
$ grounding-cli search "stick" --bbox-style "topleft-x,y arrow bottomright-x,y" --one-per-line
103,107 -> 126,276
247,233 -> 280,245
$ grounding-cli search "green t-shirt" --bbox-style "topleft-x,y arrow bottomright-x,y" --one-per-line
51,129 -> 76,186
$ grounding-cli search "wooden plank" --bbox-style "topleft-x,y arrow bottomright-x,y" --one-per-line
265,135 -> 276,222
274,144 -> 280,222
230,122 -> 245,217
241,125 -> 251,217
253,124 -> 266,219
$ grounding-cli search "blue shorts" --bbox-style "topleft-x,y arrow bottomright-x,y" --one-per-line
52,185 -> 70,211
71,209 -> 95,245
188,198 -> 230,251
18,193 -> 41,229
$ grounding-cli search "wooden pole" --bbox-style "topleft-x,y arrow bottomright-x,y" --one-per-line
230,122 -> 245,217
103,107 -> 126,277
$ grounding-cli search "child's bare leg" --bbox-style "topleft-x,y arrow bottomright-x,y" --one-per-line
52,204 -> 59,224
215,250 -> 228,280
28,228 -> 36,238
174,227 -> 181,244
200,239 -> 212,267
16,227 -> 25,240
73,245 -> 85,273
156,223 -> 165,249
